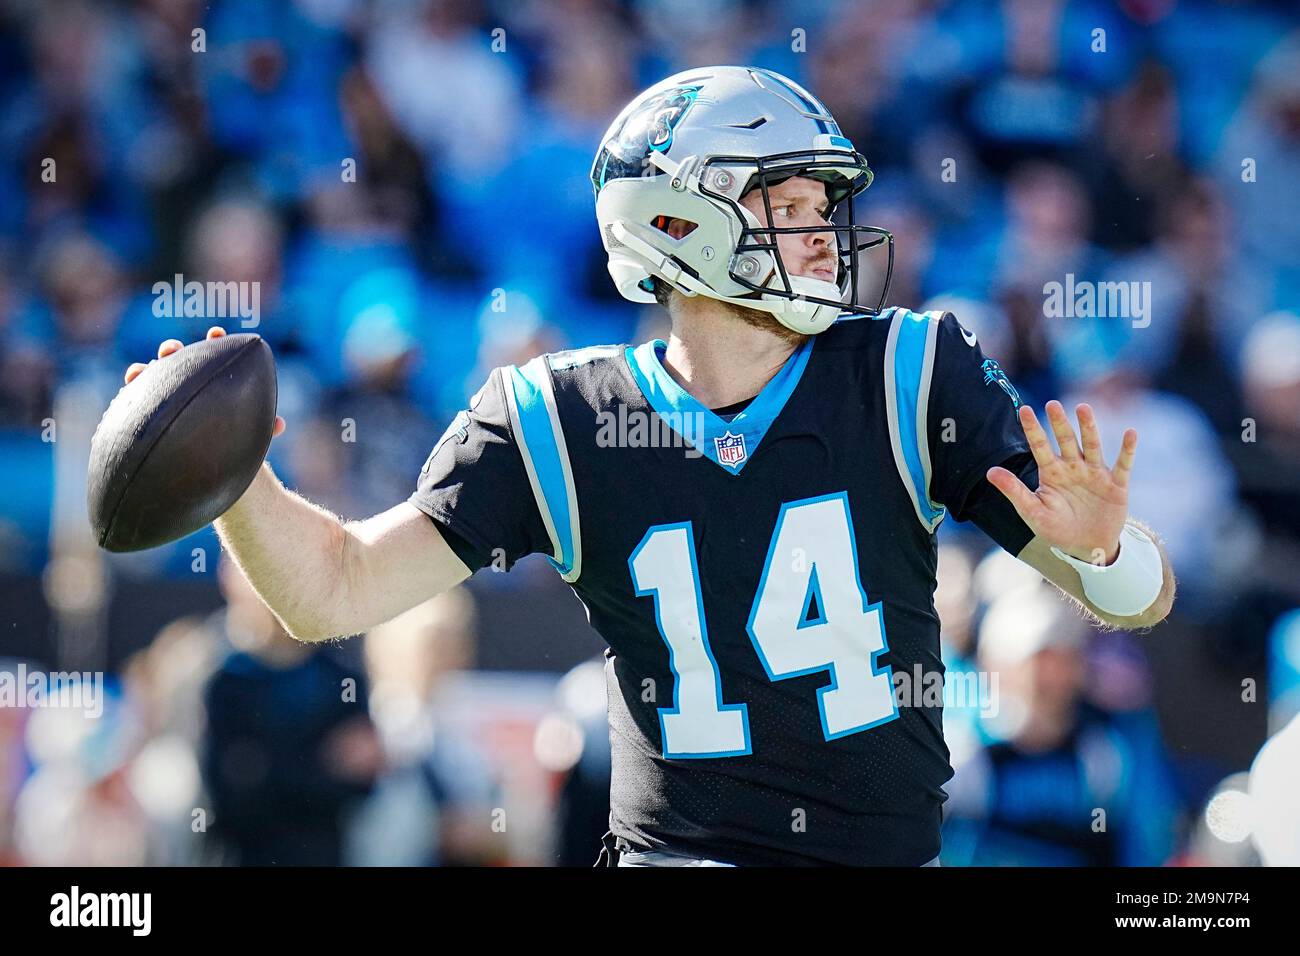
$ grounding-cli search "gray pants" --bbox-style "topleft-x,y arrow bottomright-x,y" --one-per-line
617,847 -> 942,867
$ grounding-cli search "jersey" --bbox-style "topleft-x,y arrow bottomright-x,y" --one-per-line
408,307 -> 1035,865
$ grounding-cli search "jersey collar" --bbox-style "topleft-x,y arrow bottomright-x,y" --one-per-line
623,336 -> 814,474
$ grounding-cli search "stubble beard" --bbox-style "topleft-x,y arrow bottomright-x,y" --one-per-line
666,291 -> 812,348
722,298 -> 811,347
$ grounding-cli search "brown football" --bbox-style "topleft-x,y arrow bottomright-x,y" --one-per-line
87,333 -> 277,552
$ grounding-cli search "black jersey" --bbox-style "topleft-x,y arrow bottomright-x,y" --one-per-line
408,306 -> 1034,866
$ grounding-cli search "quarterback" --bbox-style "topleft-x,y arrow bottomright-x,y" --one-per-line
126,67 -> 1175,866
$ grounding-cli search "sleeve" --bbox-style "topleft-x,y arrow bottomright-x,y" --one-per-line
407,366 -> 551,572
924,310 -> 1031,519
959,450 -> 1039,557
882,308 -> 1031,535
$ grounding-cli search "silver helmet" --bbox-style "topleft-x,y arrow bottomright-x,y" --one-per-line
591,65 -> 893,334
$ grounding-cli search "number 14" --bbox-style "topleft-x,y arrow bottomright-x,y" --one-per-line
628,492 -> 899,759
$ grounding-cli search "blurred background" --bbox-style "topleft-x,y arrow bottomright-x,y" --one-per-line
1,0 -> 1299,866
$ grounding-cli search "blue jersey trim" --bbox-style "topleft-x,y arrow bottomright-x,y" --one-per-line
888,310 -> 945,528
624,336 -> 814,474
506,360 -> 576,577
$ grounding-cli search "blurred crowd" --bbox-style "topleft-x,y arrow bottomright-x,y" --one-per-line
1,0 -> 1299,865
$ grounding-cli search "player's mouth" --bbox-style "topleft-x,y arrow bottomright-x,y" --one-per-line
808,264 -> 837,282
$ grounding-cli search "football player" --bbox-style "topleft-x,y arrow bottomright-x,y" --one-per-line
127,66 -> 1175,866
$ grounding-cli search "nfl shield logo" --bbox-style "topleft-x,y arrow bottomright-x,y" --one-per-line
715,430 -> 747,468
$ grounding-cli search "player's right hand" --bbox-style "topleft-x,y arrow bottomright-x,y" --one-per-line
124,326 -> 287,438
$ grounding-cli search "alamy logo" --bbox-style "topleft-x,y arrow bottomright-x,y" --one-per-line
50,886 -> 151,936
152,273 -> 260,327
595,405 -> 705,458
1042,273 -> 1151,328
0,664 -> 103,718
893,665 -> 1000,718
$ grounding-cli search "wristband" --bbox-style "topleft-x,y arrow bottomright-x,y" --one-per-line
1050,522 -> 1163,617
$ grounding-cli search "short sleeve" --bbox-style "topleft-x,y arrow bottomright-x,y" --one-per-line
925,311 -> 1030,523
407,367 -> 550,571
960,450 -> 1038,557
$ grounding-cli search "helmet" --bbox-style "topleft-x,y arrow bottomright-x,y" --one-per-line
591,65 -> 893,335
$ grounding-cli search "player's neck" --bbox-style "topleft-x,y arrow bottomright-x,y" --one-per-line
662,300 -> 805,410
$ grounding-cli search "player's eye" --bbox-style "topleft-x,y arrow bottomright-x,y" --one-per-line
773,204 -> 795,218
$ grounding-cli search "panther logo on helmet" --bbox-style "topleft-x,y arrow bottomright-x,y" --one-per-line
596,86 -> 701,191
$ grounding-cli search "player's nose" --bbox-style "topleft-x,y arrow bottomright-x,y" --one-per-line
804,216 -> 834,249
803,218 -> 837,278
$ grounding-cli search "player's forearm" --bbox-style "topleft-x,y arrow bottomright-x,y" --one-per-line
214,462 -> 351,642
1107,535 -> 1180,632
1101,523 -> 1176,629
1019,519 -> 1176,630
1071,526 -> 1175,629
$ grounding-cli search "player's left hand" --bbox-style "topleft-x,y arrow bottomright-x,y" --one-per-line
986,400 -> 1134,565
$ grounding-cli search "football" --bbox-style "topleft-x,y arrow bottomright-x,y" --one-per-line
87,332 -> 278,552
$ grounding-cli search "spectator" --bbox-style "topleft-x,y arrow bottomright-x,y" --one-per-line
351,588 -> 502,866
201,556 -> 380,865
943,584 -> 1182,866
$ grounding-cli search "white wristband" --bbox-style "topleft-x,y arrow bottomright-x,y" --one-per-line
1050,523 -> 1163,617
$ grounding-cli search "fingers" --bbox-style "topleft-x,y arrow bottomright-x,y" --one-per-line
126,332 -> 285,442
1112,428 -> 1138,488
1076,403 -> 1103,465
1018,404 -> 1058,470
126,329 -> 227,386
1045,400 -> 1082,461
986,465 -> 1044,523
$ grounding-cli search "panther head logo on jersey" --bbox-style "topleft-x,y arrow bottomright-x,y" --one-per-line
981,358 -> 1022,409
